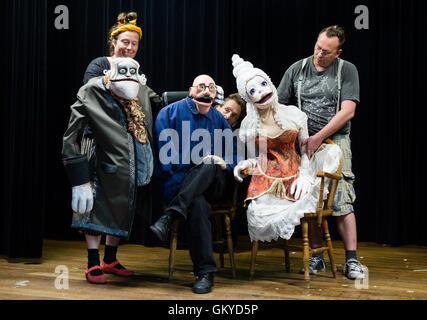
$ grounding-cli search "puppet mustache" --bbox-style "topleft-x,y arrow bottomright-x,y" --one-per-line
195,95 -> 213,103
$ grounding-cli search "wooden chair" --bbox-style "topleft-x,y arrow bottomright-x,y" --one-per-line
168,181 -> 239,280
249,139 -> 343,281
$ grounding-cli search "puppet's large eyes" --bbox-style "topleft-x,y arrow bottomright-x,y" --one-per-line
249,88 -> 255,96
119,68 -> 127,74
261,80 -> 268,86
129,68 -> 137,74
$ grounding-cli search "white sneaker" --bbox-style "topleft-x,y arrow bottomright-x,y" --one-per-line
300,256 -> 326,275
344,258 -> 365,279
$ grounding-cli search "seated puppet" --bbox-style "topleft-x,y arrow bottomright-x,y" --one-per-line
232,54 -> 341,242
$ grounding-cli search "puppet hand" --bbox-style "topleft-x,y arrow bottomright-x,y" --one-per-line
234,160 -> 253,182
290,176 -> 311,200
214,85 -> 225,106
202,155 -> 227,170
71,183 -> 94,214
138,73 -> 147,86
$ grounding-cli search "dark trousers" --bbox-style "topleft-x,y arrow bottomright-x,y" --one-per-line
167,162 -> 226,276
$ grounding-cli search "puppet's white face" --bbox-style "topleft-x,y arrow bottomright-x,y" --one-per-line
109,59 -> 140,100
246,76 -> 273,109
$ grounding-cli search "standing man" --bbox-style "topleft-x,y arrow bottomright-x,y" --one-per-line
277,25 -> 365,280
151,75 -> 237,293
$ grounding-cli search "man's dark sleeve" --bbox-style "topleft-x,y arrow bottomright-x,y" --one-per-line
277,61 -> 299,105
341,62 -> 360,104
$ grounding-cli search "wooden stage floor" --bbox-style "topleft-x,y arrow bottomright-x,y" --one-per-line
1,237 -> 427,301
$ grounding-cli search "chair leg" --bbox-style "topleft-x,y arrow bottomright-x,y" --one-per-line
302,218 -> 310,281
168,220 -> 179,281
249,241 -> 258,280
283,239 -> 290,273
214,215 -> 224,268
224,214 -> 236,278
322,218 -> 336,278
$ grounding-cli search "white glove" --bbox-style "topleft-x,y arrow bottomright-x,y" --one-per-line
290,175 -> 311,200
234,160 -> 254,182
202,155 -> 227,170
71,183 -> 94,214
214,85 -> 225,106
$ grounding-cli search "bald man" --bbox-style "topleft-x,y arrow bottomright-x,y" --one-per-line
151,75 -> 237,294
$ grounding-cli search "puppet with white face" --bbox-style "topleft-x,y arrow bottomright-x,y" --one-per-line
105,57 -> 146,100
232,54 -> 341,242
62,57 -> 153,240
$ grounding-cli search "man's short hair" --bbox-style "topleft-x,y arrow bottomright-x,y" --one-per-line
225,93 -> 246,129
319,25 -> 346,50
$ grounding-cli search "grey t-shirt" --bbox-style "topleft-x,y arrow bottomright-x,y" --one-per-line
277,55 -> 360,135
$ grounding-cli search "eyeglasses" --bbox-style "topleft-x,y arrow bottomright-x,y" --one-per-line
315,45 -> 335,56
192,83 -> 217,92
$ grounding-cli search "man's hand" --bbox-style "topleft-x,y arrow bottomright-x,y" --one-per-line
301,101 -> 356,159
71,183 -> 94,214
233,160 -> 253,182
301,134 -> 323,159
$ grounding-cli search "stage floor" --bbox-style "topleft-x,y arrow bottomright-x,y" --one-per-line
1,237 -> 427,300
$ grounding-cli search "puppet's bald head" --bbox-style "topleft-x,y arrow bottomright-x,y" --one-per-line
189,74 -> 217,114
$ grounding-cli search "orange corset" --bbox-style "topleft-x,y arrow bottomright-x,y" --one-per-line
246,130 -> 300,202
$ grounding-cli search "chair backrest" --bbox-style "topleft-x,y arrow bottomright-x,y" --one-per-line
161,91 -> 189,107
310,138 -> 343,225
323,138 -> 343,210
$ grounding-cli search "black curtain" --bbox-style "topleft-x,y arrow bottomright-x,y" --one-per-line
2,0 -> 426,258
1,0 -> 47,258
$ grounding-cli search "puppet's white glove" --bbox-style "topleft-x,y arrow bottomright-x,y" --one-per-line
202,155 -> 227,170
290,152 -> 313,200
290,175 -> 312,200
137,73 -> 147,86
71,183 -> 94,214
214,85 -> 225,106
234,160 -> 255,182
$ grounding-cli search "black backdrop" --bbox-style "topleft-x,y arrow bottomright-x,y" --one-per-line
2,0 -> 426,258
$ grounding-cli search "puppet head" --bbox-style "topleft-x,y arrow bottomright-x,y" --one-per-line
105,57 -> 146,100
232,54 -> 281,141
189,74 -> 217,115
231,54 -> 278,109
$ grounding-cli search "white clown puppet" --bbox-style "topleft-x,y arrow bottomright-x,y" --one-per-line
232,54 -> 342,242
63,57 -> 152,241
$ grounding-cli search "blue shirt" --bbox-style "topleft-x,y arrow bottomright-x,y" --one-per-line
153,97 -> 238,203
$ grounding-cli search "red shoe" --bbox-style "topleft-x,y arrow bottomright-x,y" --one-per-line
85,265 -> 107,284
100,260 -> 134,277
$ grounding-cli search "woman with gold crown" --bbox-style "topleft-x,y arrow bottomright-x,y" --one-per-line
232,54 -> 342,243
83,11 -> 162,117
